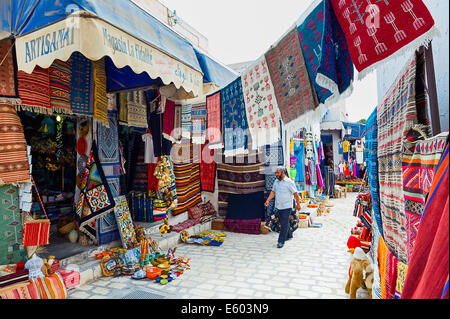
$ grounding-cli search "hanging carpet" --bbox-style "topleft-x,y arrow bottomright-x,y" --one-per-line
49,59 -> 72,115
191,101 -> 207,145
402,131 -> 448,259
330,0 -> 437,79
70,52 -> 93,116
200,142 -> 216,193
76,141 -> 116,242
265,27 -> 319,124
221,77 -> 249,157
92,58 -> 109,128
377,51 -> 430,264
206,91 -> 223,149
127,90 -> 148,129
0,39 -> 20,105
17,66 -> 51,114
0,104 -> 30,185
401,143 -> 449,299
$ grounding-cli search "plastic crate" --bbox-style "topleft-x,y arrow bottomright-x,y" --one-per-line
57,269 -> 80,290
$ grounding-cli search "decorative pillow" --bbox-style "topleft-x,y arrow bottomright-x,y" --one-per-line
188,205 -> 204,220
32,273 -> 67,299
0,280 -> 41,299
202,201 -> 216,216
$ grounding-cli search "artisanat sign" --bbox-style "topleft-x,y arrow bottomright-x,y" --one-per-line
15,13 -> 203,97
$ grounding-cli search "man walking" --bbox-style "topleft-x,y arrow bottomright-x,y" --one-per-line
265,167 -> 302,248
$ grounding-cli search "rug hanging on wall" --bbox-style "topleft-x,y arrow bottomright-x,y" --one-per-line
75,141 -> 116,242
127,90 -> 148,129
191,101 -> 207,145
172,141 -> 202,216
241,56 -> 281,150
94,111 -> 122,245
70,52 -> 93,116
0,185 -> 26,265
206,91 -> 223,150
265,27 -> 319,124
330,0 -> 437,79
0,39 -> 20,105
49,59 -> 72,115
0,104 -> 30,185
401,131 -> 449,259
377,51 -> 430,264
17,66 -> 51,114
92,58 -> 109,128
221,77 -> 249,157
200,142 -> 216,193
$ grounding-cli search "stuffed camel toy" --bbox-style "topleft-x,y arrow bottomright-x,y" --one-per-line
345,247 -> 374,299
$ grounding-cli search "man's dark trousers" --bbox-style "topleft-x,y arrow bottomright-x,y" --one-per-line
278,208 -> 293,245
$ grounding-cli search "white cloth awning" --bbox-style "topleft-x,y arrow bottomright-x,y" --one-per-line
14,13 -> 204,97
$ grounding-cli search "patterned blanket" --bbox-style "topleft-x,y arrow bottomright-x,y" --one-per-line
206,92 -> 223,149
265,28 -> 319,124
331,0 -> 437,78
377,51 -> 430,264
200,142 -> 216,193
297,1 -> 333,104
92,58 -> 109,128
17,66 -> 51,114
94,111 -> 122,245
402,131 -> 448,258
365,108 -> 383,238
181,103 -> 193,139
0,39 -> 19,105
191,102 -> 207,145
402,143 -> 449,299
241,57 -> 281,150
70,52 -> 93,116
0,104 -> 30,185
221,78 -> 249,157
316,0 -> 354,97
49,59 -> 72,115
172,141 -> 202,216
163,98 -> 176,142
127,90 -> 148,129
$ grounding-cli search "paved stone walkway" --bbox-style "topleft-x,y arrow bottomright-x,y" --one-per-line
68,192 -> 370,299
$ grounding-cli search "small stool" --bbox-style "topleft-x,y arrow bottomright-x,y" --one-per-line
342,187 -> 348,199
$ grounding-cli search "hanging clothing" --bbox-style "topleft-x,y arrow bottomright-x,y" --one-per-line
294,141 -> 305,183
343,141 -> 350,153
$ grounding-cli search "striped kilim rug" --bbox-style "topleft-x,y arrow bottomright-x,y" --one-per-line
377,51 -> 430,264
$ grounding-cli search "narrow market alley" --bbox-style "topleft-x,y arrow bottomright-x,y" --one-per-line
67,193 -> 369,299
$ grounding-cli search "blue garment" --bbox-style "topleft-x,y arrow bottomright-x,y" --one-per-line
339,142 -> 343,155
294,142 -> 305,183
272,178 -> 297,210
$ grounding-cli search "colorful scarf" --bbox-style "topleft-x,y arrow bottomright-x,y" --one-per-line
365,109 -> 383,238
76,142 -> 116,242
265,28 -> 319,124
200,142 -> 216,193
0,39 -> 19,105
172,141 -> 202,216
297,1 -> 333,104
330,0 -> 437,79
394,261 -> 408,299
191,102 -> 207,145
377,235 -> 389,299
163,98 -> 176,142
241,57 -> 281,150
49,59 -> 72,114
402,131 -> 448,259
181,103 -> 193,139
17,66 -> 51,114
70,52 -> 93,116
0,185 -> 26,265
221,78 -> 249,156
385,250 -> 399,299
377,51 -> 430,264
402,144 -> 449,299
206,91 -> 223,149
316,0 -> 354,97
127,90 -> 148,129
0,104 -> 30,185
92,58 -> 109,128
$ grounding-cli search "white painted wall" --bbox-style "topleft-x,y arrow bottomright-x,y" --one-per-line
376,0 -> 449,132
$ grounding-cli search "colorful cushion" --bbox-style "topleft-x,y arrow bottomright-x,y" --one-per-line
203,201 -> 216,216
32,273 -> 67,299
188,205 -> 204,220
0,280 -> 41,299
